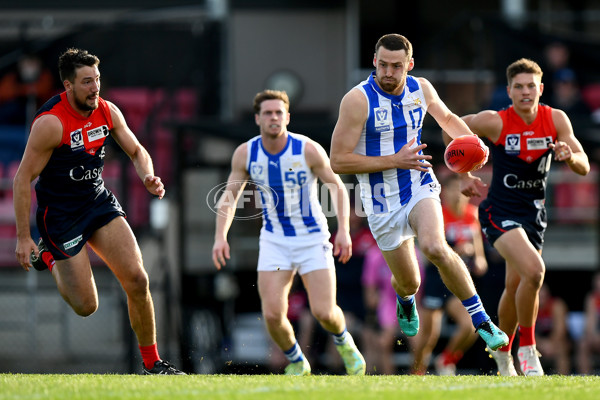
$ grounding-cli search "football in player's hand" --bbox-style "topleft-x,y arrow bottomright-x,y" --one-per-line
444,135 -> 489,173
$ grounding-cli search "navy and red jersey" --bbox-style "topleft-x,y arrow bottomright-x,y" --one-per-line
442,203 -> 479,248
33,92 -> 114,215
486,105 -> 557,216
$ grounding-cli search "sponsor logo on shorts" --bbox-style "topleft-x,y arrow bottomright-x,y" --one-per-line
63,234 -> 83,250
501,220 -> 521,229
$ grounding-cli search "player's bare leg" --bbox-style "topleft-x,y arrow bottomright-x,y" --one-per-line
494,229 -> 544,328
258,270 -> 296,351
52,249 -> 99,317
383,238 -> 421,336
409,199 -> 476,300
408,199 -> 508,350
89,217 -> 156,346
494,228 -> 545,375
302,268 -> 366,375
258,270 -> 310,375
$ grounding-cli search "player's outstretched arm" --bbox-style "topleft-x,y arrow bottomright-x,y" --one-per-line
307,140 -> 352,264
212,144 -> 249,269
13,115 -> 62,270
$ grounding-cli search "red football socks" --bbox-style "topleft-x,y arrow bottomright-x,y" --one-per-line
518,325 -> 536,347
498,332 -> 516,352
139,343 -> 161,370
43,252 -> 55,272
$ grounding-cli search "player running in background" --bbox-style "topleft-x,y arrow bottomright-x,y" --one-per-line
411,173 -> 488,375
212,90 -> 366,376
13,48 -> 184,375
329,33 -> 508,353
452,58 -> 590,376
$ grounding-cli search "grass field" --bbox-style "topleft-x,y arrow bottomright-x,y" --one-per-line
1,374 -> 600,400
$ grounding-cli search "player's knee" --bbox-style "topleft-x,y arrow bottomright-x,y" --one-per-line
419,240 -> 449,265
263,310 -> 285,328
392,275 -> 420,296
522,263 -> 545,288
72,298 -> 98,317
311,307 -> 335,325
123,269 -> 150,298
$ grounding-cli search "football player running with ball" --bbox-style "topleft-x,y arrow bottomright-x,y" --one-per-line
447,58 -> 590,376
329,33 -> 508,352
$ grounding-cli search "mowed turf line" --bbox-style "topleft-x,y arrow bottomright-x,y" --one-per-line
1,374 -> 599,400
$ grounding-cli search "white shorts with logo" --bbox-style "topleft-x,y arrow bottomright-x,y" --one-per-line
367,183 -> 441,252
257,236 -> 335,275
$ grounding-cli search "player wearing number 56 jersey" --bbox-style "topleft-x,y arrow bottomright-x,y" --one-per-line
212,90 -> 366,376
454,58 -> 590,376
246,132 -> 329,244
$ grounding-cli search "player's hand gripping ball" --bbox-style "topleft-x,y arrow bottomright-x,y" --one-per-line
444,135 -> 489,173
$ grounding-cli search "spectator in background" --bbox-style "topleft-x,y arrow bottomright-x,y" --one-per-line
542,42 -> 571,104
411,173 -> 488,375
0,53 -> 56,125
548,68 -> 591,118
535,283 -> 571,375
577,271 -> 600,375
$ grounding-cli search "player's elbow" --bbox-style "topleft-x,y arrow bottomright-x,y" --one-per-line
330,153 -> 346,174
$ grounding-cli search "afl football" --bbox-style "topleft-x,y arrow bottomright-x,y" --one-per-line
444,135 -> 489,173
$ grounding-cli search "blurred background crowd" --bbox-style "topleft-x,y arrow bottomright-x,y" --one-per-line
1,0 -> 600,375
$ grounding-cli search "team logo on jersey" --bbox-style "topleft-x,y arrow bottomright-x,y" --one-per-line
374,106 -> 391,132
86,125 -> 109,142
526,136 -> 552,151
406,95 -> 422,107
505,133 -> 521,155
250,163 -> 265,182
70,129 -> 84,151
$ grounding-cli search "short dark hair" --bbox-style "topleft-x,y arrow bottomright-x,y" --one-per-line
375,34 -> 413,59
58,48 -> 100,83
506,58 -> 543,86
253,90 -> 290,114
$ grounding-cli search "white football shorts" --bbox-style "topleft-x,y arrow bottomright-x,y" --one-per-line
257,236 -> 335,275
367,183 -> 441,251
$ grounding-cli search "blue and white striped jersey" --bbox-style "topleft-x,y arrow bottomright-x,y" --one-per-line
353,72 -> 438,215
246,132 -> 329,243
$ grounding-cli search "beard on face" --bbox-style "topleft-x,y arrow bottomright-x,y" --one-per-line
377,76 -> 403,93
74,94 -> 99,112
